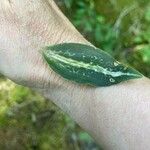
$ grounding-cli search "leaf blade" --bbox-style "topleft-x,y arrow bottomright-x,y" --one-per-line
43,43 -> 143,86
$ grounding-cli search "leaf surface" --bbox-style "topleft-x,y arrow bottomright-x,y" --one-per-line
43,43 -> 143,86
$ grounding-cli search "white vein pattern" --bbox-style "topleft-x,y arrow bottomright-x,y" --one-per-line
44,50 -> 140,78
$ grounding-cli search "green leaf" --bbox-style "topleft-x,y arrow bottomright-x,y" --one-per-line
43,43 -> 143,87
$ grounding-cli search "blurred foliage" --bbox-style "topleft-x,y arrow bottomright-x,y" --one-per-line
0,80 -> 99,150
60,0 -> 150,77
0,0 -> 150,149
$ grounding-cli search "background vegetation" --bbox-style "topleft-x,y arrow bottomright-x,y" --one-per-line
0,0 -> 150,149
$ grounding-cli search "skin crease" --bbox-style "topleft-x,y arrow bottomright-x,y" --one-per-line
0,0 -> 150,149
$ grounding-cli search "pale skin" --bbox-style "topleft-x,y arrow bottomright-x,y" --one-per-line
0,0 -> 150,149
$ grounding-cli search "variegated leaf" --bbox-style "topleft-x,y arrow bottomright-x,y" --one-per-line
42,43 -> 143,86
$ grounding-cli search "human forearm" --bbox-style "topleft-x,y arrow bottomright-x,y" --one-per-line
1,0 -> 150,149
91,77 -> 150,149
39,75 -> 150,150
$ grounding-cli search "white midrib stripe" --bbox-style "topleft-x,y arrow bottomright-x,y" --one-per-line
45,50 -> 139,78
